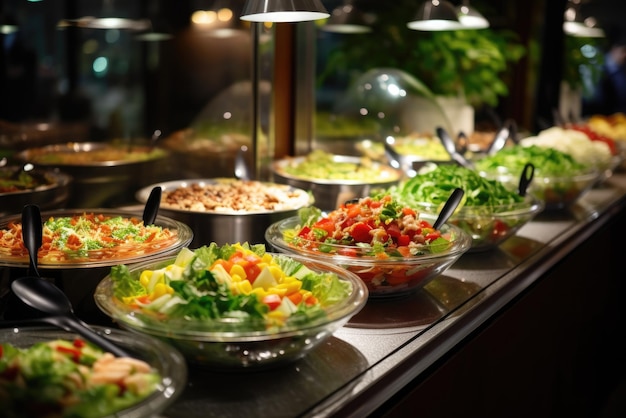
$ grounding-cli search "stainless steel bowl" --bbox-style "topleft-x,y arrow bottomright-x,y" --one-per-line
272,154 -> 402,211
0,166 -> 72,217
136,178 -> 313,248
16,142 -> 170,207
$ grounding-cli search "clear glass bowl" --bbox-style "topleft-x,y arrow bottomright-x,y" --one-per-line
94,253 -> 368,370
0,325 -> 187,418
412,196 -> 545,252
265,216 -> 471,298
480,169 -> 599,210
0,209 -> 193,269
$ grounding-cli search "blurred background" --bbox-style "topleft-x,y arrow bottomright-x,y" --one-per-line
1,0 -> 625,161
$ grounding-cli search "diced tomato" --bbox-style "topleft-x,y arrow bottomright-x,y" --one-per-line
243,263 -> 262,282
287,292 -> 303,305
351,222 -> 372,242
55,345 -> 82,362
262,294 -> 282,310
397,235 -> 411,247
386,222 -> 401,239
491,220 -> 508,238
73,339 -> 86,348
347,204 -> 362,218
313,218 -> 336,234
402,207 -> 416,216
297,226 -> 311,237
425,232 -> 441,242
211,258 -> 234,272
338,247 -> 358,257
66,234 -> 82,250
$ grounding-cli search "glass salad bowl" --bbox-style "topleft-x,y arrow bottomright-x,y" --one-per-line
94,244 -> 368,370
387,164 -> 545,252
265,208 -> 471,298
410,197 -> 544,252
0,325 -> 187,418
475,145 -> 601,210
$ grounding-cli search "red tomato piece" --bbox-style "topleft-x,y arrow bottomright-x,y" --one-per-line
262,294 -> 282,310
351,222 -> 372,243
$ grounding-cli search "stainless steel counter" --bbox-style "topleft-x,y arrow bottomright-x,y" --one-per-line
161,174 -> 626,418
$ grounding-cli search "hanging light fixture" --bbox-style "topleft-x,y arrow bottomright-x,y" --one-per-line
58,0 -> 151,31
456,0 -> 489,29
322,1 -> 375,34
563,0 -> 604,38
240,0 -> 330,23
407,0 -> 464,31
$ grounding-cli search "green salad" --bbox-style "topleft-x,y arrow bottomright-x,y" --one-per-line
0,338 -> 159,418
385,164 -> 524,210
474,144 -> 589,176
109,242 -> 353,331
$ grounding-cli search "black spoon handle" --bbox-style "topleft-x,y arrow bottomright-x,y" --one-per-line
518,163 -> 535,197
142,186 -> 162,226
433,188 -> 464,230
22,204 -> 42,278
49,315 -> 133,358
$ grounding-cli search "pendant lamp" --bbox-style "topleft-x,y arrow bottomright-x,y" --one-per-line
456,0 -> 489,29
322,1 -> 374,34
407,0 -> 464,31
240,0 -> 330,23
563,0 -> 604,38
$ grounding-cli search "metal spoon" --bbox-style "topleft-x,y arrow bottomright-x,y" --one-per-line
433,187 -> 465,230
486,122 -> 511,156
436,127 -> 474,169
518,162 -> 535,197
142,186 -> 162,225
234,145 -> 253,181
11,277 -> 133,358
383,137 -> 416,177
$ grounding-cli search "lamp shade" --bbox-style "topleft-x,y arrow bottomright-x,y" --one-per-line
563,1 -> 604,38
407,0 -> 464,31
456,4 -> 489,29
322,3 -> 374,34
240,0 -> 330,23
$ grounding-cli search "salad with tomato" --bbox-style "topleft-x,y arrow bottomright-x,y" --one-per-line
0,338 -> 159,418
107,242 -> 353,331
269,195 -> 470,296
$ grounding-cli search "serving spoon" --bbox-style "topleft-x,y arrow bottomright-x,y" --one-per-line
11,205 -> 133,358
436,127 -> 474,169
518,162 -> 535,197
433,187 -> 465,230
142,186 -> 162,225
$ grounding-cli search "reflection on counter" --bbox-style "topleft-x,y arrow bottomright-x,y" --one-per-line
164,336 -> 369,418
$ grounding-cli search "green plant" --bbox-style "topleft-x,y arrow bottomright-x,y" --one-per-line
318,4 -> 525,108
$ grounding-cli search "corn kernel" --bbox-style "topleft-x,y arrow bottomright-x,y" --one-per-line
139,271 -> 152,287
229,264 -> 247,279
236,280 -> 253,295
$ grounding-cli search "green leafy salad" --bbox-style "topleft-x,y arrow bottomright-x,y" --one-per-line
109,242 -> 353,331
0,338 -> 159,418
385,164 -> 524,211
474,144 -> 590,177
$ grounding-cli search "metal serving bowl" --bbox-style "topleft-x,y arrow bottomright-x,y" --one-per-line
0,165 -> 72,217
15,142 -> 170,207
136,178 -> 313,248
272,153 -> 402,211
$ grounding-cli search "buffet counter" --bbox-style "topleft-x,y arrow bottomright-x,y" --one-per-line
161,173 -> 626,418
